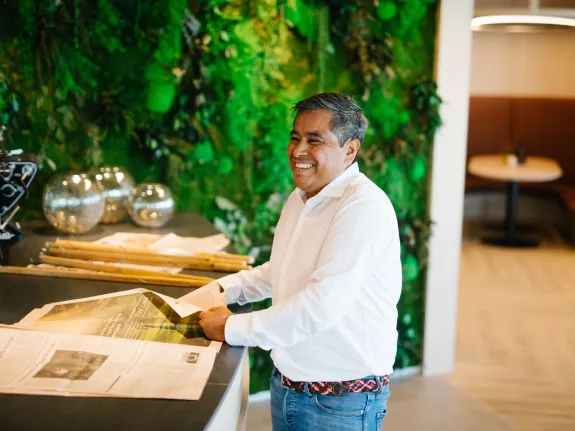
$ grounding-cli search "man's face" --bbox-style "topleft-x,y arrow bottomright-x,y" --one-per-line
288,110 -> 358,199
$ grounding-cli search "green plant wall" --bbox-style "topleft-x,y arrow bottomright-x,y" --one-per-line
0,0 -> 441,393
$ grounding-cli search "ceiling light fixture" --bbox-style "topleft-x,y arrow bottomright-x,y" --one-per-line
472,0 -> 575,33
472,14 -> 575,32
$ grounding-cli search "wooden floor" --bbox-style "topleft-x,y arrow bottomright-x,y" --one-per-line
450,223 -> 575,431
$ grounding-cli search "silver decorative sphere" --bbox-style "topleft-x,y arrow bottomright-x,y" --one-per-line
42,172 -> 105,234
91,166 -> 135,224
127,183 -> 175,228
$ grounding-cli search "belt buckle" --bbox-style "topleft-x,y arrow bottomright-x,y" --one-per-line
332,383 -> 350,396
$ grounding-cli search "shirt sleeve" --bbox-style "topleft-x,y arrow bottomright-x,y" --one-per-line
225,196 -> 393,349
217,262 -> 272,306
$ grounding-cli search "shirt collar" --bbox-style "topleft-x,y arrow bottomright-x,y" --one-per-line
296,163 -> 360,202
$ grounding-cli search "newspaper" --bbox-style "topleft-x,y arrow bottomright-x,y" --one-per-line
0,327 -> 217,400
176,281 -> 227,310
95,232 -> 231,255
16,288 -> 226,349
92,233 -> 183,275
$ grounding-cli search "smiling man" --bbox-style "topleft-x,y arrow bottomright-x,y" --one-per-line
195,93 -> 401,431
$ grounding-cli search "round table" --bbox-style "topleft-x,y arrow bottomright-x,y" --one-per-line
468,155 -> 563,247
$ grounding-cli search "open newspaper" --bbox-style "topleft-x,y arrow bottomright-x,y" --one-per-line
16,288 -> 225,349
0,327 -> 217,400
0,286 -> 226,400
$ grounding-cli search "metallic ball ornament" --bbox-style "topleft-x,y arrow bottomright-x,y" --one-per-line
91,166 -> 135,224
126,183 -> 175,228
42,172 -> 105,234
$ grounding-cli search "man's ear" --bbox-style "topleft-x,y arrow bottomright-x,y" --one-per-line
346,139 -> 361,161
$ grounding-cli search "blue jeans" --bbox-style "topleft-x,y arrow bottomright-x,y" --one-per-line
270,368 -> 390,431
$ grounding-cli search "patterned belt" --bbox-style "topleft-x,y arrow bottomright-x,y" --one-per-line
279,371 -> 390,397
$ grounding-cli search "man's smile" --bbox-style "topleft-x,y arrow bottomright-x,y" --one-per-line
292,161 -> 316,175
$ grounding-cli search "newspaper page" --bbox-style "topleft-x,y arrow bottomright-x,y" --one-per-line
93,233 -> 182,274
0,327 -> 217,400
95,232 -> 230,255
149,233 -> 230,254
177,282 -> 227,310
16,289 -> 221,349
93,232 -> 162,248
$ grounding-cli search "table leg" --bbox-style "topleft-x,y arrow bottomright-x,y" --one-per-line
506,180 -> 519,244
482,181 -> 540,248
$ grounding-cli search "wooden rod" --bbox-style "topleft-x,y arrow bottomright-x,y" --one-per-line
0,266 -> 211,288
40,255 -> 214,282
194,252 -> 254,265
195,253 -> 250,264
48,246 -> 212,265
47,246 -> 251,273
51,239 -> 255,264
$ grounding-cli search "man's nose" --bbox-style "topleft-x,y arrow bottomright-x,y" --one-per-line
292,140 -> 309,157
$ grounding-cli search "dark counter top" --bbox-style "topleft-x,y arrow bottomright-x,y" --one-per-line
0,213 -> 249,431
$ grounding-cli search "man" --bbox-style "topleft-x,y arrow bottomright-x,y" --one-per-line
195,93 -> 401,430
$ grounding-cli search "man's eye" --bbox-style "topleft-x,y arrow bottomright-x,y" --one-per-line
290,137 -> 299,142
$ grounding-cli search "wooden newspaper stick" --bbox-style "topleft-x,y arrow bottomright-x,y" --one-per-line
48,247 -> 212,265
51,239 -> 255,264
195,252 -> 254,265
0,266 -> 211,288
47,246 -> 251,273
51,240 -> 212,262
40,255 -> 214,282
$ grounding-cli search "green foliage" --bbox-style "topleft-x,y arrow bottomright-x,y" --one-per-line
0,0 -> 440,392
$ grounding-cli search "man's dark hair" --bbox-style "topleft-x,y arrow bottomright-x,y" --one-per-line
292,93 -> 369,151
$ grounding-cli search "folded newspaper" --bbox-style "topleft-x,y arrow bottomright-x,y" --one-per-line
0,286 -> 226,400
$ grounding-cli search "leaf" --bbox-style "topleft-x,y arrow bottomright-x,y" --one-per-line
193,141 -> 214,163
213,217 -> 230,235
46,157 -> 57,171
218,156 -> 233,174
55,127 -> 65,143
215,196 -> 239,211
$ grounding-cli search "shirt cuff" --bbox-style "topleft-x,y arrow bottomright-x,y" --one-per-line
217,274 -> 242,305
225,313 -> 253,346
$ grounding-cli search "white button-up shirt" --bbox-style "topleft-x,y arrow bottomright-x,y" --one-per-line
220,163 -> 402,381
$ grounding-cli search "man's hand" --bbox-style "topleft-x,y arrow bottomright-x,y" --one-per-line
199,306 -> 233,342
